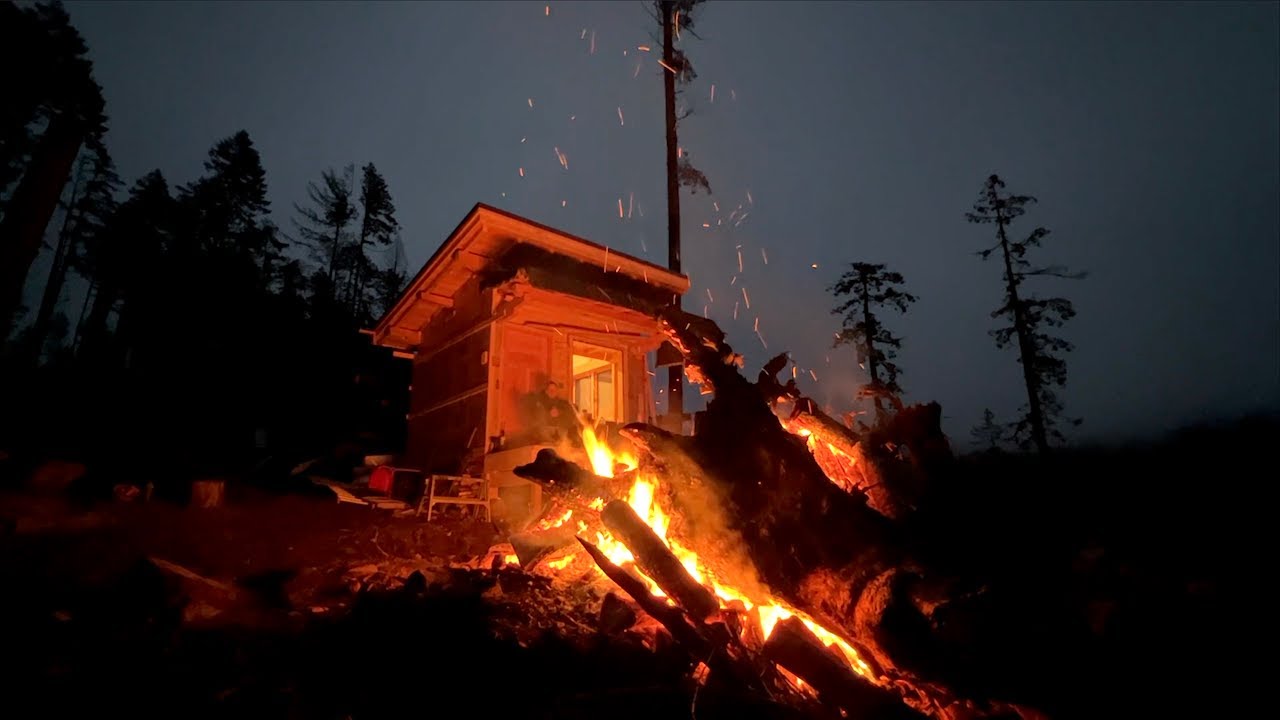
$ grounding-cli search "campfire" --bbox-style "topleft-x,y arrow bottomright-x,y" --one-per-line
515,422 -> 877,684
468,307 -> 1032,720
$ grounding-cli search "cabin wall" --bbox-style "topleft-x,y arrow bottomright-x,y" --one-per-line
406,274 -> 493,472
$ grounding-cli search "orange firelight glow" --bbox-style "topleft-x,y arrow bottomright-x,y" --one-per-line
551,423 -> 877,683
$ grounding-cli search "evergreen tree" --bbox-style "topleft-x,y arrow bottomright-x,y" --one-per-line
293,165 -> 356,301
970,408 -> 1004,452
29,140 -> 118,361
345,163 -> 398,321
830,262 -> 917,426
77,170 -> 173,362
180,131 -> 274,281
0,0 -> 109,341
966,174 -> 1084,452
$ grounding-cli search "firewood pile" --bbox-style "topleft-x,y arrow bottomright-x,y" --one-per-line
496,308 -> 1045,720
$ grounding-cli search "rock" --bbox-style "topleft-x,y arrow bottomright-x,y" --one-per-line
403,570 -> 427,594
346,563 -> 380,578
182,601 -> 223,624
27,460 -> 87,493
113,484 -> 141,502
598,591 -> 638,635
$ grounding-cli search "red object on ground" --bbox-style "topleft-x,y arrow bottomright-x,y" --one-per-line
369,465 -> 395,494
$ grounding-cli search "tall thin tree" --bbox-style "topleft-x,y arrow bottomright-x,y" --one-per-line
966,174 -> 1084,453
292,165 -> 356,301
346,163 -> 398,320
655,0 -> 708,427
29,140 -> 117,360
970,408 -> 1004,452
831,262 -> 917,426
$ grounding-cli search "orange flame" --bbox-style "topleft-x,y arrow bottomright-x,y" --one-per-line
559,428 -> 877,682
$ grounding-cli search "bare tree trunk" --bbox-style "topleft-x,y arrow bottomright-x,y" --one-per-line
661,0 -> 684,429
0,113 -> 84,341
859,277 -> 886,425
996,213 -> 1048,453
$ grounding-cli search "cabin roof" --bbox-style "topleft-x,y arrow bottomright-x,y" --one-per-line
369,203 -> 689,351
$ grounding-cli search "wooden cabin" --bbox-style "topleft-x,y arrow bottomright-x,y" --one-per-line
370,204 -> 689,524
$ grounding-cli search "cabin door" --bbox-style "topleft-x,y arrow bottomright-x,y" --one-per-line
496,325 -> 552,442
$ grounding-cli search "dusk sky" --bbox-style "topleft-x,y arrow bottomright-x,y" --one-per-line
64,1 -> 1279,443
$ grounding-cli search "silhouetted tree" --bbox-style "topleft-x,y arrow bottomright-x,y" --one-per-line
967,174 -> 1084,452
970,408 -> 1004,452
28,141 -> 118,361
77,170 -> 173,362
343,163 -> 399,321
653,0 -> 707,424
0,0 -> 108,341
831,262 -> 917,426
293,165 -> 356,301
180,131 -> 275,281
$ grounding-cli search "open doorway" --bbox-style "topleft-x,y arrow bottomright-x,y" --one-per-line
571,341 -> 621,424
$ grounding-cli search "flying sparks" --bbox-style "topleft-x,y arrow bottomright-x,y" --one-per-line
710,84 -> 716,103
518,167 -> 525,177
627,192 -> 634,219
527,98 -> 534,108
617,107 -> 624,126
706,288 -> 714,303
761,248 -> 769,265
618,198 -> 624,218
638,45 -> 650,52
657,59 -> 677,74
742,287 -> 751,309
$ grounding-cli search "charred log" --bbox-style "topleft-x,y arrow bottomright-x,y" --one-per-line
509,527 -> 578,569
764,616 -> 921,719
600,499 -> 721,621
576,537 -> 710,657
514,448 -> 613,495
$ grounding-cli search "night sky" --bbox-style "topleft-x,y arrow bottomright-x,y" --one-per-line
63,1 -> 1279,443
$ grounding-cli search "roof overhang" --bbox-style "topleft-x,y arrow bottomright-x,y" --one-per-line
369,203 -> 689,351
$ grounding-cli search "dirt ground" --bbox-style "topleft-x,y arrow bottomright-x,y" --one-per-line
0,488 -> 816,720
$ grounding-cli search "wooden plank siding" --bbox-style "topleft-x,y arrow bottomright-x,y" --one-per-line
406,272 -> 493,471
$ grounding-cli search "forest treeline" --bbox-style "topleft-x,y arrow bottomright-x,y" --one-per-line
1,1 -> 409,478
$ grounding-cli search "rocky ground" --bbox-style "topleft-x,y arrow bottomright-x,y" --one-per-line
0,488 -> 817,719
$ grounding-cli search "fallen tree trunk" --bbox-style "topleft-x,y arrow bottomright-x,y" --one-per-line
630,308 -> 1037,720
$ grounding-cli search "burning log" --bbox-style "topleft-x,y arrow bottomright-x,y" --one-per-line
600,499 -> 720,620
644,307 -> 1040,719
514,448 -> 617,498
509,527 -> 577,569
764,616 -> 918,718
576,537 -> 710,657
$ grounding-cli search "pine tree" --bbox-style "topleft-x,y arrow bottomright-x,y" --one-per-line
77,170 -> 173,362
970,408 -> 1004,452
292,165 -> 356,302
0,0 -> 109,341
28,140 -> 117,361
830,262 -> 917,426
345,163 -> 398,321
966,174 -> 1084,452
182,131 -> 274,276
